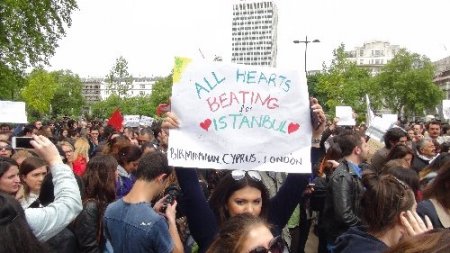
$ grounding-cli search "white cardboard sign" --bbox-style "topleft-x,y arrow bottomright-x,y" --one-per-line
336,106 -> 356,126
0,101 -> 28,123
168,58 -> 312,173
124,115 -> 141,128
443,100 -> 450,120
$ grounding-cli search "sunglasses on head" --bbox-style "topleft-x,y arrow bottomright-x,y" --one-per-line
231,170 -> 262,182
249,236 -> 284,253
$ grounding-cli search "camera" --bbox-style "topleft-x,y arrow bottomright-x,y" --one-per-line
160,184 -> 181,213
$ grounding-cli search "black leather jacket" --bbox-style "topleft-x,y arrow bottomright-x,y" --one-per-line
70,200 -> 102,253
321,159 -> 364,242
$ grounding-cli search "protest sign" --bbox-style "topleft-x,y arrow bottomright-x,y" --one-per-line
139,116 -> 154,127
443,100 -> 450,120
336,106 -> 356,126
124,115 -> 141,128
168,57 -> 312,173
366,114 -> 398,142
0,101 -> 28,123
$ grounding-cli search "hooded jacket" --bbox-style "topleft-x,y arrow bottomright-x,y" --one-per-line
335,226 -> 388,253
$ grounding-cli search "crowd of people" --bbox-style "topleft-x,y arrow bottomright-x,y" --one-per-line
0,101 -> 449,253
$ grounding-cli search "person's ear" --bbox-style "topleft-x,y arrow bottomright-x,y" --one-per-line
354,146 -> 361,155
157,173 -> 167,184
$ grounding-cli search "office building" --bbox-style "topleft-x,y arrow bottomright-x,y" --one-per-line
345,41 -> 400,75
231,0 -> 278,67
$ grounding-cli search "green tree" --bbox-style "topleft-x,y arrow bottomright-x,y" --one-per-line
21,68 -> 58,117
0,0 -> 78,69
314,44 -> 373,120
149,73 -> 173,116
0,63 -> 25,100
374,49 -> 444,117
105,56 -> 133,97
91,94 -> 122,119
50,70 -> 85,116
90,95 -> 153,119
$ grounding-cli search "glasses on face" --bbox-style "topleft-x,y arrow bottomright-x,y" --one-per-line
249,236 -> 284,253
231,170 -> 262,182
0,145 -> 12,151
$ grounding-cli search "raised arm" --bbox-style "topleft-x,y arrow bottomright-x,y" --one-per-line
175,167 -> 218,251
25,135 -> 82,241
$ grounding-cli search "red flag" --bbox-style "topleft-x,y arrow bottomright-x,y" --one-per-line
156,103 -> 171,117
108,108 -> 123,132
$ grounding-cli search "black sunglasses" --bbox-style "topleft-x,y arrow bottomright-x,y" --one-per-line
249,236 -> 284,253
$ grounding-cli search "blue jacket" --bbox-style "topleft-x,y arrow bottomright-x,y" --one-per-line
335,226 -> 388,253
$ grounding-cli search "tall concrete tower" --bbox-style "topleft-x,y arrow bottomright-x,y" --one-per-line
231,0 -> 278,67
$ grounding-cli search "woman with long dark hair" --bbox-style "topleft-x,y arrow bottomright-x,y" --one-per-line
0,193 -> 49,253
0,157 -> 20,196
71,154 -> 118,252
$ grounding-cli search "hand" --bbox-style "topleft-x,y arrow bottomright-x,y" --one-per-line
327,160 -> 340,168
165,200 -> 178,225
400,210 -> 433,237
162,112 -> 180,129
153,195 -> 168,214
310,97 -> 326,137
30,135 -> 63,166
15,184 -> 25,200
303,184 -> 315,196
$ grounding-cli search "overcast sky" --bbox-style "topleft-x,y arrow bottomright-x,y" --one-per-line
47,0 -> 450,78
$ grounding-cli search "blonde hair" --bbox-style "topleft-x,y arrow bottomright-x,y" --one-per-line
73,137 -> 90,161
59,141 -> 74,151
11,150 -> 34,163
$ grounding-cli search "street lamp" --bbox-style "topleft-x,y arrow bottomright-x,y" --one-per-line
293,36 -> 320,74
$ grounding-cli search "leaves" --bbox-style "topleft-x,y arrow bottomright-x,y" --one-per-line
310,45 -> 442,121
374,49 -> 444,117
50,70 -> 85,116
21,68 -> 58,115
313,44 -> 372,121
0,0 -> 78,69
105,56 -> 133,97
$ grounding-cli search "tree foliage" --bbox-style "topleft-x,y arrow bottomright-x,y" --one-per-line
50,70 -> 85,116
373,49 -> 444,117
91,72 -> 173,119
90,94 -> 152,119
313,44 -> 372,120
0,0 -> 78,69
0,62 -> 25,100
105,56 -> 133,97
21,68 -> 58,116
148,73 -> 173,116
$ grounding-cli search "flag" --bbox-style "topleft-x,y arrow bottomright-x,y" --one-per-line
156,103 -> 171,117
108,108 -> 123,132
366,94 -> 375,127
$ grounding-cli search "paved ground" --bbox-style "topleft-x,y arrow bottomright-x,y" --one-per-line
304,223 -> 319,253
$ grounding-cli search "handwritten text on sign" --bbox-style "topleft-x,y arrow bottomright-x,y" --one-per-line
169,58 -> 312,173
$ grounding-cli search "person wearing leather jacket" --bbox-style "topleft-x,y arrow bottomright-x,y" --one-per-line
320,132 -> 369,252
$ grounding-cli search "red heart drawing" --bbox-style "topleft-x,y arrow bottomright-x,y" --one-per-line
200,119 -> 212,131
288,122 -> 300,134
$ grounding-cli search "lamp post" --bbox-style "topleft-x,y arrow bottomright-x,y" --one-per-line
293,36 -> 320,74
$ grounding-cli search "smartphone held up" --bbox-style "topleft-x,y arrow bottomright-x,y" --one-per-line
11,137 -> 34,149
